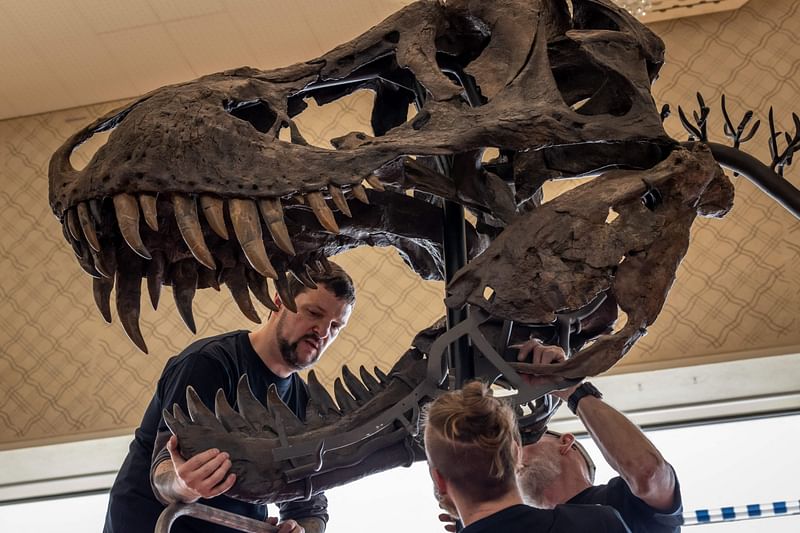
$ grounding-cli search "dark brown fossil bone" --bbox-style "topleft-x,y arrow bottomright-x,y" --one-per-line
165,330 -> 434,504
448,144 -> 733,379
47,0 -> 745,509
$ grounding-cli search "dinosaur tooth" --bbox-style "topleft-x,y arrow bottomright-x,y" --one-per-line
77,202 -> 101,252
146,251 -> 166,310
214,389 -> 252,433
98,244 -> 118,278
359,365 -> 383,393
341,365 -> 371,403
245,268 -> 278,312
294,194 -> 305,205
171,259 -> 198,333
307,370 -> 341,417
310,260 -> 325,275
318,256 -> 333,274
63,225 -> 101,278
173,194 -> 216,270
76,244 -> 102,278
186,385 -> 224,429
91,249 -> 114,279
115,268 -> 148,353
258,198 -> 295,256
266,384 -> 304,432
198,264 -> 221,291
229,198 -> 278,279
162,407 -> 182,434
113,193 -> 151,260
92,276 -> 114,323
351,183 -> 369,205
235,375 -> 274,431
89,198 -> 103,224
161,403 -> 192,434
222,263 -> 261,323
333,378 -> 359,412
328,185 -> 352,217
66,208 -> 82,241
138,193 -> 159,231
200,194 -> 229,240
274,272 -> 296,313
374,366 -> 390,384
293,267 -> 317,289
305,192 -> 339,233
366,174 -> 386,192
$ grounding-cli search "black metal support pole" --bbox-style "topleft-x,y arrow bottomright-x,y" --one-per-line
442,199 -> 472,386
697,142 -> 800,220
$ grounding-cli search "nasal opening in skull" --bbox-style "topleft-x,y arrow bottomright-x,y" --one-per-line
226,99 -> 277,134
69,111 -> 130,171
70,128 -> 113,171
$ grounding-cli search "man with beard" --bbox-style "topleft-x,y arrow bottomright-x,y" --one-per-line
103,262 -> 355,533
514,340 -> 683,533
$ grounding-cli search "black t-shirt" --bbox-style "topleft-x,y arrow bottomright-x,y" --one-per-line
568,475 -> 683,533
462,503 -> 632,533
103,330 -> 326,533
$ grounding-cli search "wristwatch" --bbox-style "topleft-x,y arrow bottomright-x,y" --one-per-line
567,381 -> 603,414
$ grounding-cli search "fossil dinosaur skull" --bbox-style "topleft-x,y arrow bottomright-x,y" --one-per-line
49,0 -> 733,504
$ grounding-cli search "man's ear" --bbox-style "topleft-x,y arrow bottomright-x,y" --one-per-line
559,433 -> 575,455
432,467 -> 449,496
273,293 -> 283,310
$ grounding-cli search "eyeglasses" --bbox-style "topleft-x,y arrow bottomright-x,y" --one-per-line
544,430 -> 596,483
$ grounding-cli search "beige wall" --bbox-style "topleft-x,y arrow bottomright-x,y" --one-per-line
1,0 -> 798,448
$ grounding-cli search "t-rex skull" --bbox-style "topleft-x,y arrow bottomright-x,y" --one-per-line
48,0 -> 733,504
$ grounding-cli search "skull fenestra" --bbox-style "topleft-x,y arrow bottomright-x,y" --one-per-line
49,0 -> 733,505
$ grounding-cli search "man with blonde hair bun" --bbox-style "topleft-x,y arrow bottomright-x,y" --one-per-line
423,381 -> 631,533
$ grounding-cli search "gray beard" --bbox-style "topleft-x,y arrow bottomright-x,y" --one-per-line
517,458 -> 562,507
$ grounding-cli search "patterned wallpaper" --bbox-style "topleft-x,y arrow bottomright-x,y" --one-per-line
1,0 -> 798,448
626,0 -> 800,369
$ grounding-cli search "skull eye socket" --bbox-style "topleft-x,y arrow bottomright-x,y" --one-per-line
641,187 -> 663,211
225,99 -> 277,134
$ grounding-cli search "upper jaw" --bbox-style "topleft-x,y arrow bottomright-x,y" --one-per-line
57,182 -> 480,353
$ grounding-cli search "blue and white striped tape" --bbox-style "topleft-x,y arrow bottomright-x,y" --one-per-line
684,500 -> 800,526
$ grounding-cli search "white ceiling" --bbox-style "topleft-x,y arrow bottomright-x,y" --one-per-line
0,0 -> 411,120
0,0 -> 747,121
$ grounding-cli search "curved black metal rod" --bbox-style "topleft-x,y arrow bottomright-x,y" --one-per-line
690,141 -> 800,220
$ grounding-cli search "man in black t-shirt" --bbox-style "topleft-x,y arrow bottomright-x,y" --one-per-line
515,341 -> 683,533
424,381 -> 631,533
103,262 -> 356,533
